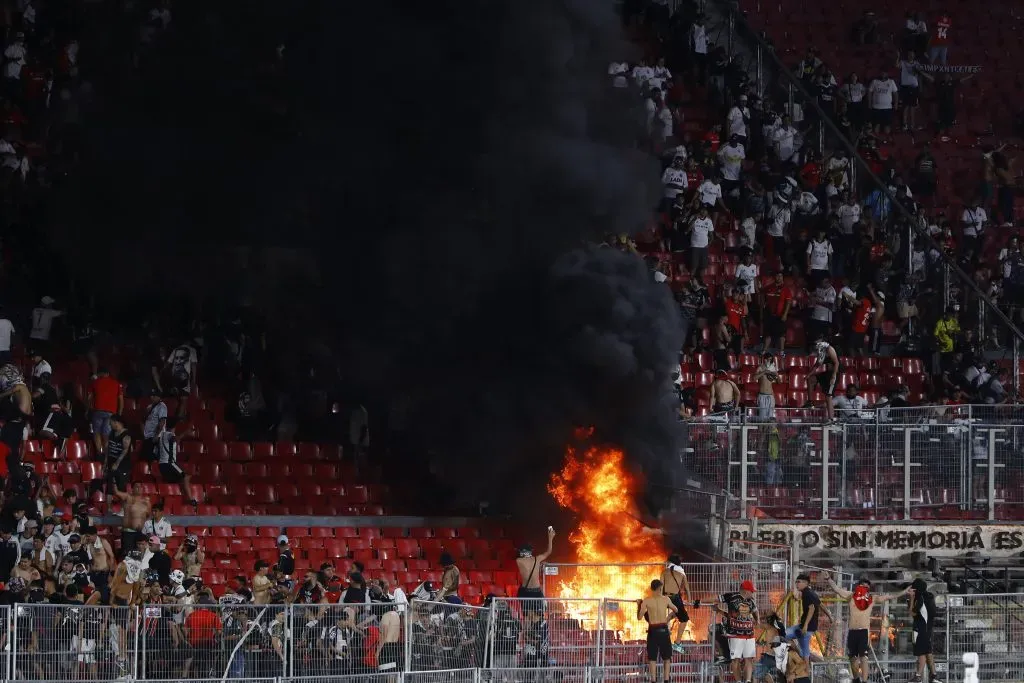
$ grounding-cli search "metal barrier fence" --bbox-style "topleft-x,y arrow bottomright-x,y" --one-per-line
287,601 -> 403,677
946,593 -> 1024,681
406,600 -> 490,672
491,598 -> 602,673
12,603 -> 138,681
600,598 -> 713,675
150,602 -> 288,680
685,416 -> 1024,520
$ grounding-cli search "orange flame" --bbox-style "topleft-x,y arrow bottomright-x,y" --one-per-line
547,442 -> 666,641
888,626 -> 897,645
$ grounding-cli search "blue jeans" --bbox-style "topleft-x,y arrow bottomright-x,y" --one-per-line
785,626 -> 813,659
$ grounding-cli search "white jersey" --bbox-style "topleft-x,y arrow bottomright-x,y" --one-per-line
807,239 -> 833,270
662,167 -> 688,198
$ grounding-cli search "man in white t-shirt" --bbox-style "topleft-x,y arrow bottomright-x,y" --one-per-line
897,51 -> 922,131
691,16 -> 708,85
727,96 -> 750,144
631,59 -> 654,90
836,192 -> 861,236
772,116 -> 798,163
696,173 -> 725,213
806,227 -> 833,281
648,57 -> 672,94
688,205 -> 716,275
29,297 -> 63,348
961,199 -> 987,254
867,72 -> 898,134
734,251 -> 758,302
608,61 -> 630,89
717,135 -> 746,200
808,276 -> 837,349
661,157 -> 688,212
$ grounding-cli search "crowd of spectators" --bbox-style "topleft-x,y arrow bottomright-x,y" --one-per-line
615,0 -> 1024,417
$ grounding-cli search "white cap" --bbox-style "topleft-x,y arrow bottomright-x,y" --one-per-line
277,534 -> 289,545
40,296 -> 55,305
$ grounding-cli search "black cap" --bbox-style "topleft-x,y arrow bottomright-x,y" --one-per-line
69,534 -> 81,544
43,517 -> 56,526
796,573 -> 811,582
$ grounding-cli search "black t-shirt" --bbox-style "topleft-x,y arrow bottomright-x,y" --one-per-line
278,549 -> 295,576
800,587 -> 821,632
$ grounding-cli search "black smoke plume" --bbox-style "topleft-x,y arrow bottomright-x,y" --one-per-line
49,0 -> 683,513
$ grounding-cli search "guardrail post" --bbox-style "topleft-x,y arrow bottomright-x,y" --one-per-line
988,429 -> 997,520
903,428 -> 913,520
739,425 -> 751,516
821,425 -> 830,519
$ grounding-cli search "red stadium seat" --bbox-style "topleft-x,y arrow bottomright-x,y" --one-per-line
229,442 -> 253,462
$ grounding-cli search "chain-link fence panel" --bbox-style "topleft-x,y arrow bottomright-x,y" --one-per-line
592,662 -> 705,682
406,600 -> 491,672
288,601 -> 405,678
488,598 -> 601,672
488,666 -> 589,683
283,676 -> 396,683
141,602 -> 288,680
679,418 -> 735,494
12,603 -> 137,681
404,667 -> 480,683
810,658 -> 931,682
0,605 -> 9,680
600,599 -> 712,671
946,593 -> 1024,681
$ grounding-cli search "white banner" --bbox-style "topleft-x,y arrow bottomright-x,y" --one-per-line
730,524 -> 1024,559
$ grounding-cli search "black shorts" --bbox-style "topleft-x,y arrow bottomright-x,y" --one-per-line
517,586 -> 545,614
847,628 -> 869,657
378,641 -> 402,672
668,593 -> 689,623
159,462 -> 185,484
848,329 -> 866,350
817,370 -> 838,395
871,107 -> 893,127
913,623 -> 932,655
0,417 -> 25,451
765,314 -> 787,339
646,624 -> 673,662
901,85 -> 919,106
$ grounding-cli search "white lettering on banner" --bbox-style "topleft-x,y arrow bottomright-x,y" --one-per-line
915,64 -> 982,73
729,524 -> 1024,559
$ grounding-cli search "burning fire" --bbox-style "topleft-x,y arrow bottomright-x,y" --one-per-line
547,440 -> 667,641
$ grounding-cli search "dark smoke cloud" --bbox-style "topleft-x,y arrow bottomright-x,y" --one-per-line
49,0 -> 683,510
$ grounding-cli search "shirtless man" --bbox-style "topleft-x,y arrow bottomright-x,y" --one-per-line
82,525 -> 116,601
114,482 -> 151,558
637,579 -> 679,683
661,553 -> 693,652
378,605 -> 402,679
754,352 -> 780,420
516,526 -> 555,614
110,549 -> 144,606
712,315 -> 733,372
709,369 -> 740,415
175,533 -> 205,577
0,364 -> 32,480
10,556 -> 37,584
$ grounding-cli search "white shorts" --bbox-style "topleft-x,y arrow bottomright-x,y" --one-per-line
728,637 -> 756,660
72,635 -> 96,663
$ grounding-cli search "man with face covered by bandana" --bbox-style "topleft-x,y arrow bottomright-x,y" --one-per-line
516,526 -> 555,614
826,575 -> 908,683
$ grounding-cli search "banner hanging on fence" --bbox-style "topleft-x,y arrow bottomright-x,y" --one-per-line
730,524 -> 1024,559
